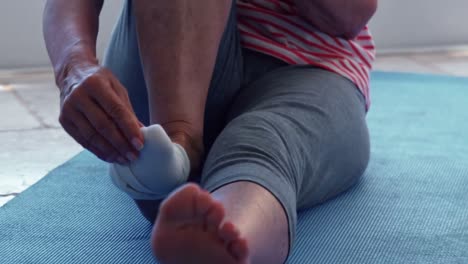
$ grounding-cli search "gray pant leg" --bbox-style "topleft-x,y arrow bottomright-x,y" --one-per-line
201,51 -> 370,251
103,0 -> 243,222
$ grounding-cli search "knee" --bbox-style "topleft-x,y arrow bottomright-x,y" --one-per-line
220,112 -> 292,159
203,111 -> 299,186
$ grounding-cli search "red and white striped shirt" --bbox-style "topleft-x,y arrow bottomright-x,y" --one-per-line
237,0 -> 376,109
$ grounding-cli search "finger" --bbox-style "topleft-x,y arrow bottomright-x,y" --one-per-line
114,82 -> 146,134
60,103 -> 124,163
60,116 -> 116,162
102,69 -> 137,119
63,119 -> 121,163
88,77 -> 144,151
86,139 -> 125,164
75,96 -> 138,162
108,78 -> 144,149
72,110 -> 127,163
111,79 -> 136,116
61,88 -> 128,163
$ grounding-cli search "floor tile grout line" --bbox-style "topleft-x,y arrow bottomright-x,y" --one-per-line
0,69 -> 54,85
375,53 -> 468,77
373,57 -> 439,73
0,193 -> 19,197
10,88 -> 55,129
408,56 -> 459,76
0,126 -> 62,133
374,61 -> 453,76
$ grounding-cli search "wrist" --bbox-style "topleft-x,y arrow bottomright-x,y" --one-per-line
54,45 -> 99,91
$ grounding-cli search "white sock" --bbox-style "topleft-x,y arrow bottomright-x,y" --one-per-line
109,125 -> 191,200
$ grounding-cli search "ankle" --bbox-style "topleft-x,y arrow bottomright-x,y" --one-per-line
171,132 -> 204,173
161,122 -> 204,172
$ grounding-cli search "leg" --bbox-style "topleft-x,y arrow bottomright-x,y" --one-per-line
211,182 -> 289,263
151,52 -> 370,263
152,181 -> 287,264
204,69 -> 369,264
132,0 -> 232,170
103,1 -> 243,222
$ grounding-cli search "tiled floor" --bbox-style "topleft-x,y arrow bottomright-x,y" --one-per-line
1,50 -> 468,207
0,72 -> 82,206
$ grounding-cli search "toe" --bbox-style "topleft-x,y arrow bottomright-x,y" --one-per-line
195,190 -> 225,233
219,222 -> 240,244
204,201 -> 225,233
195,191 -> 214,217
158,183 -> 201,223
229,238 -> 250,262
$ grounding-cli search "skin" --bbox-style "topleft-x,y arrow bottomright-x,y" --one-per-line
43,1 -> 377,263
43,0 -> 144,164
132,0 -> 232,171
43,0 -> 377,163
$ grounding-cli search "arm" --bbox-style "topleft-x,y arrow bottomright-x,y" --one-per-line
43,0 -> 103,88
293,0 -> 378,39
43,0 -> 143,164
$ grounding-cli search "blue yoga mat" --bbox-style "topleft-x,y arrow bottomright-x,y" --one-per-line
1,72 -> 468,263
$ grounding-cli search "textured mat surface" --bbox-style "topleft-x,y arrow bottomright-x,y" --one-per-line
1,72 -> 468,263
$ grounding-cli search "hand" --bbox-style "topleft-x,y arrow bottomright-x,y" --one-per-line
58,64 -> 144,164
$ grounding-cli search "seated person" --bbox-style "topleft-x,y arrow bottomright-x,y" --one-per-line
43,0 -> 377,263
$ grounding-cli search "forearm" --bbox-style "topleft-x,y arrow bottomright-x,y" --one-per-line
133,0 -> 231,139
294,0 -> 377,39
43,0 -> 104,89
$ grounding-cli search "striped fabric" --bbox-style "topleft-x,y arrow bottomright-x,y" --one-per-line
237,0 -> 376,109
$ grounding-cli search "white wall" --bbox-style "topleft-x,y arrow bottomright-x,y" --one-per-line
0,0 -> 123,69
1,0 -> 468,69
369,0 -> 468,51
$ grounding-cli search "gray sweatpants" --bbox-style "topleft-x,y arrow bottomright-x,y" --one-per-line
104,1 -> 370,250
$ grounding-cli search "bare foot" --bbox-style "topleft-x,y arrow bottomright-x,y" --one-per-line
151,183 -> 250,264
